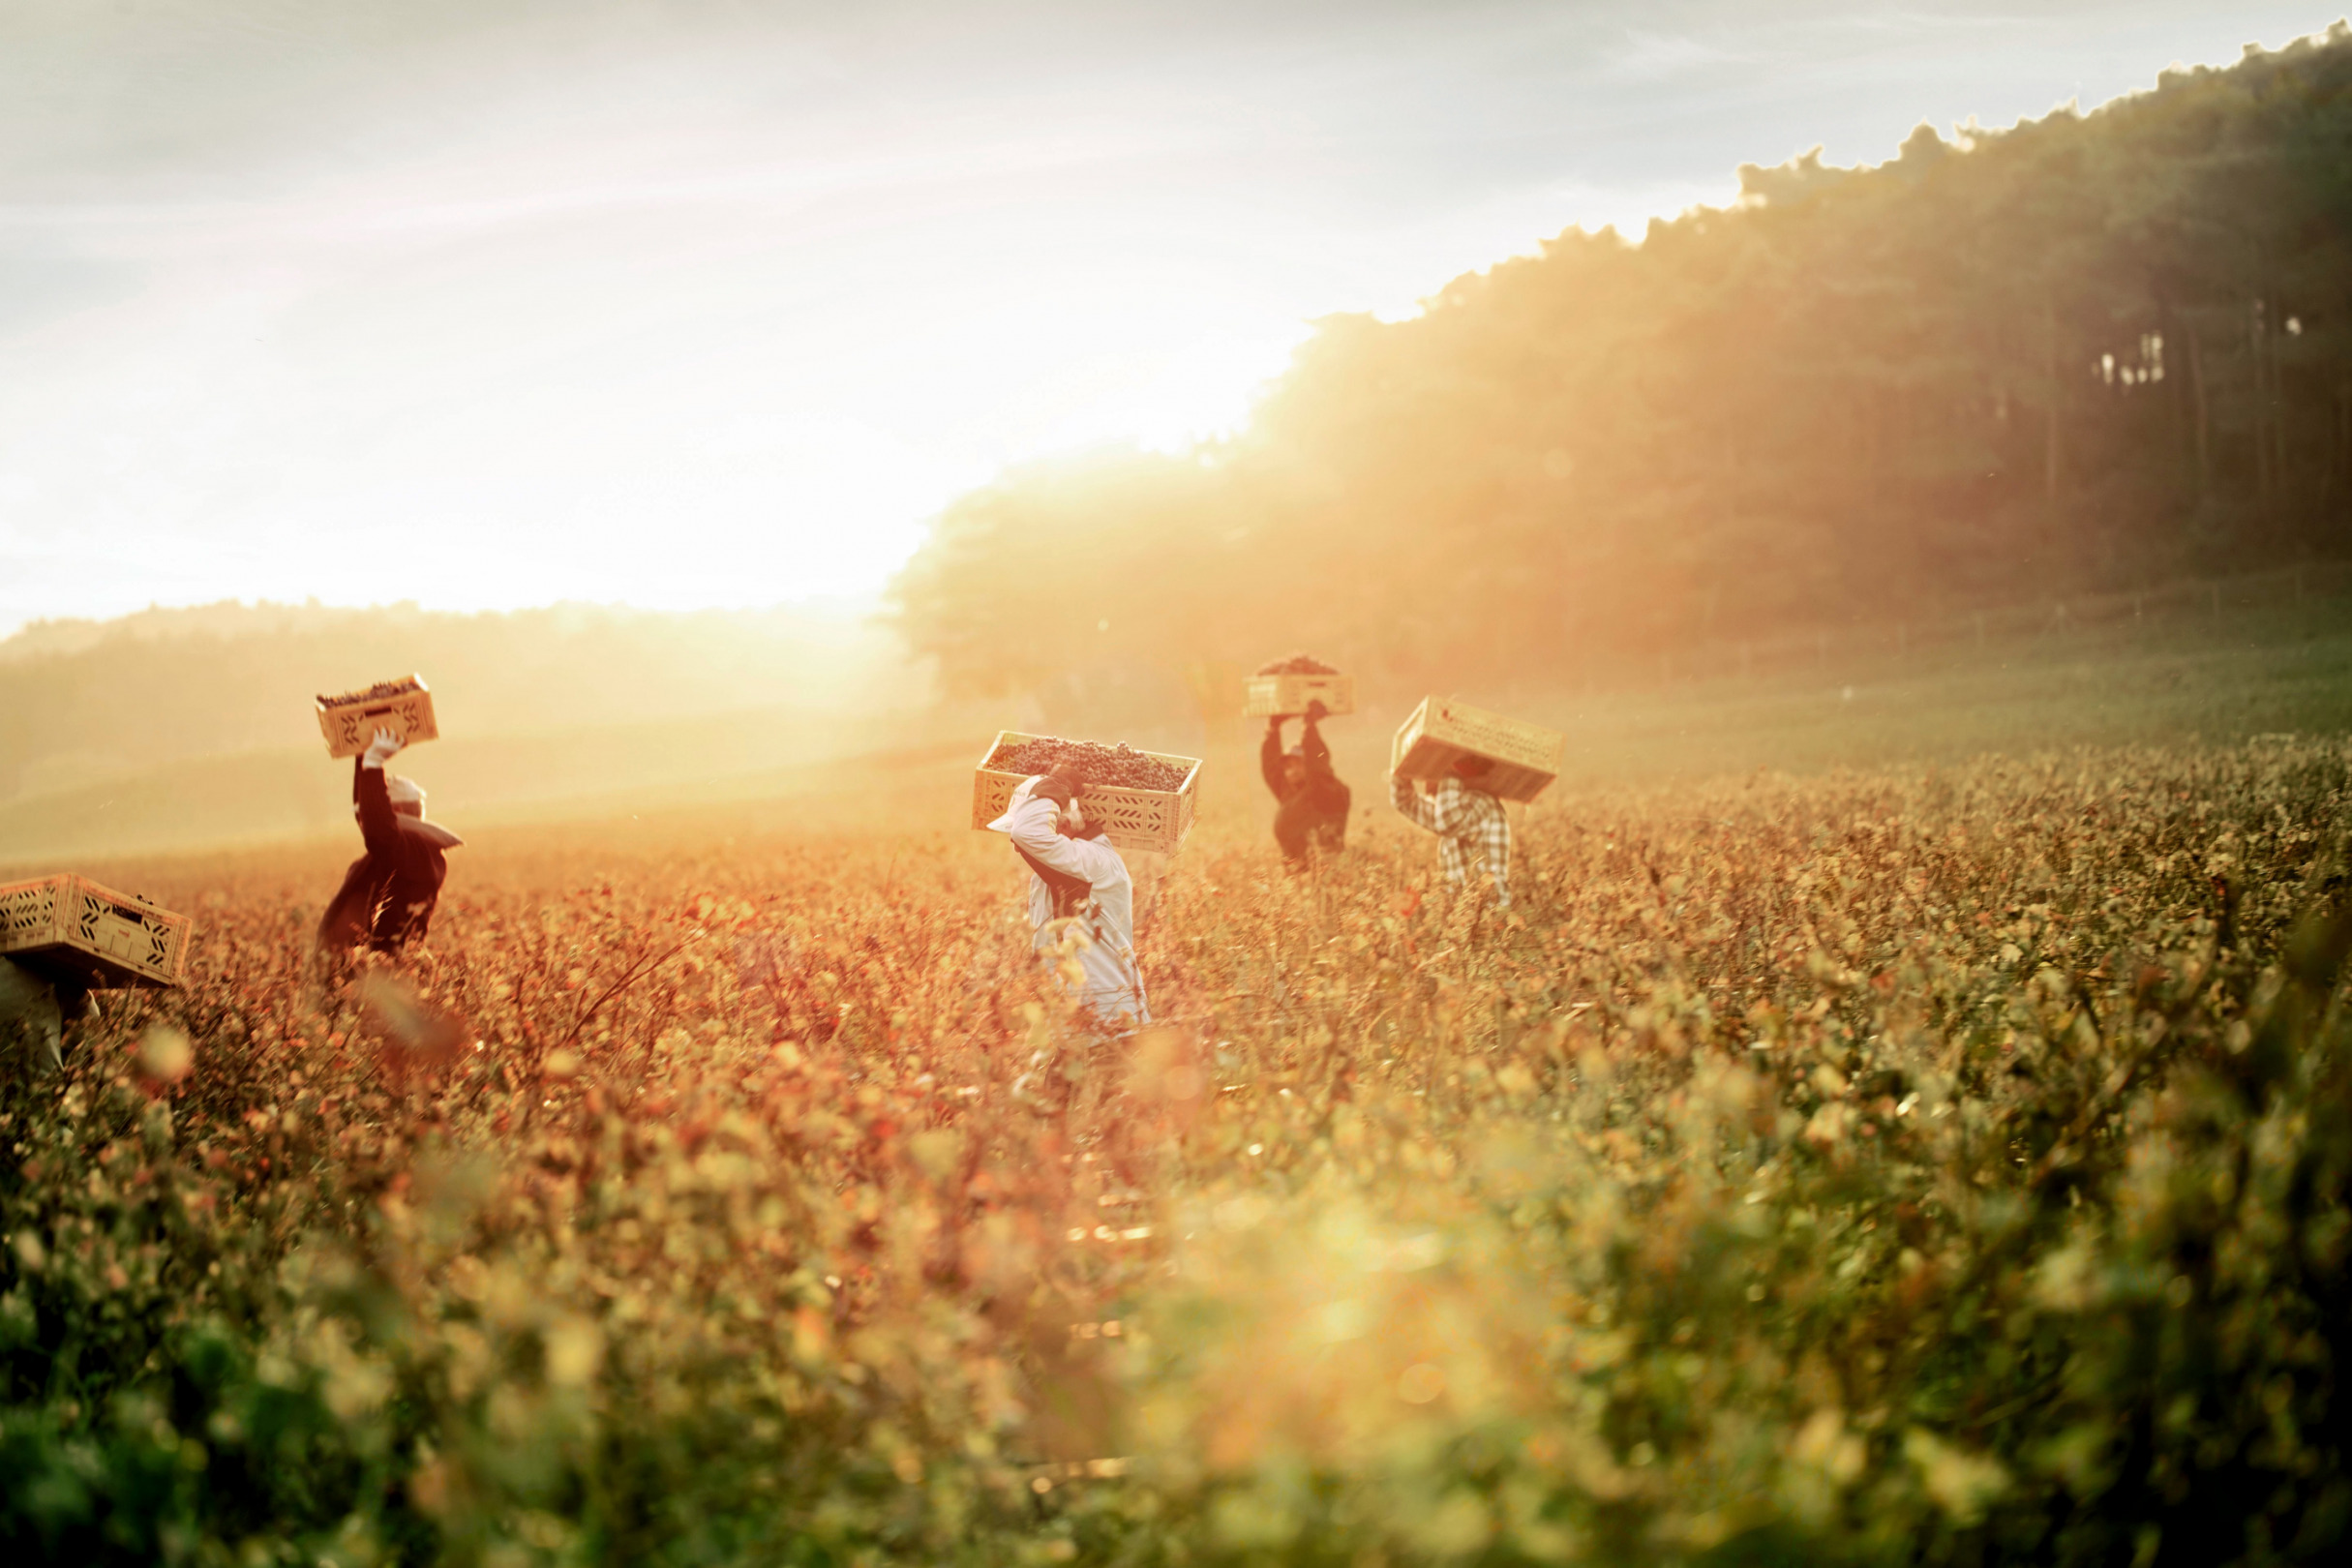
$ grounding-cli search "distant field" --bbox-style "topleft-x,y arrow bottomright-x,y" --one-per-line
9,591 -> 2345,874
1177,596 -> 2352,852
1527,599 -> 2352,783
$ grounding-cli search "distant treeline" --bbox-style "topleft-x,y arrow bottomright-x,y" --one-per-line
891,30 -> 2352,718
0,602 -> 907,801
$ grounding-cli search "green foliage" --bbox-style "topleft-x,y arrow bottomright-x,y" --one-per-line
3,737 -> 2350,1563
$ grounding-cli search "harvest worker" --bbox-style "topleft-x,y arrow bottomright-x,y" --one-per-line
317,728 -> 463,953
0,957 -> 90,1074
1390,755 -> 1511,908
988,772 -> 1149,1028
1261,698 -> 1350,869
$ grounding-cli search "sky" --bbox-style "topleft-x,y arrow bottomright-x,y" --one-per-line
0,1 -> 2338,636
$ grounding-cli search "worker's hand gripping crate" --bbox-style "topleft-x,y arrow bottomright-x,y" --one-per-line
972,731 -> 1202,857
1391,697 -> 1566,803
1241,654 -> 1355,718
0,874 -> 193,989
317,675 -> 437,759
1242,672 -> 1355,718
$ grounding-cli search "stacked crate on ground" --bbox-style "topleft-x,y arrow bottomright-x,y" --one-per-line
317,675 -> 438,759
0,874 -> 192,989
1241,670 -> 1356,718
971,732 -> 1203,857
1391,697 -> 1566,803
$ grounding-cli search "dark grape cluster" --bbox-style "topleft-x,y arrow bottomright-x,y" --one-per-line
1255,652 -> 1338,676
985,737 -> 1189,792
317,676 -> 423,706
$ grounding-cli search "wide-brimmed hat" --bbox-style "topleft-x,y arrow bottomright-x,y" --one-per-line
397,815 -> 464,849
385,774 -> 463,847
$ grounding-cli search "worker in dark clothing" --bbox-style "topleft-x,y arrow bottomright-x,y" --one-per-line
1262,699 -> 1350,869
1,958 -> 91,1075
317,728 -> 462,953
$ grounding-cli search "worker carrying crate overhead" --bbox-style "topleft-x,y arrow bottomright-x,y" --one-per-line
314,677 -> 462,953
1,874 -> 193,1074
1249,653 -> 1353,870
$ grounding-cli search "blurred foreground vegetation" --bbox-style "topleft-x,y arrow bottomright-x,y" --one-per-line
5,712 -> 2351,1563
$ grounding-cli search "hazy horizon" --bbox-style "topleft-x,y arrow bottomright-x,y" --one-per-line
2,0 -> 2337,639
0,587 -> 888,653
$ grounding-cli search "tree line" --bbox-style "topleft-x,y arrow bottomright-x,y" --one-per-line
890,28 -> 2352,722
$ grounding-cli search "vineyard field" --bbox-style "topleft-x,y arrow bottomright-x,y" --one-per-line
4,717 -> 2351,1564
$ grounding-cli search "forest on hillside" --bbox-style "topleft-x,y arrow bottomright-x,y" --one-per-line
890,30 -> 2352,721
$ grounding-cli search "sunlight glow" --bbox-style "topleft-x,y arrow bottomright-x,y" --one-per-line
0,2 -> 2328,634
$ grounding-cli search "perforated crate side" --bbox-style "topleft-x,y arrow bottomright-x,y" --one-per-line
0,874 -> 189,987
969,732 -> 1199,856
317,681 -> 439,759
1242,672 -> 1356,718
1390,699 -> 1562,803
971,768 -> 1023,832
1424,699 -> 1564,772
70,882 -> 189,985
0,877 -> 66,954
1081,783 -> 1185,856
1392,736 -> 1556,803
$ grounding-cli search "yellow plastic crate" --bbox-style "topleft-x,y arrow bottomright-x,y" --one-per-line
1241,671 -> 1356,718
317,675 -> 438,759
0,874 -> 192,989
971,731 -> 1202,857
1391,697 -> 1564,803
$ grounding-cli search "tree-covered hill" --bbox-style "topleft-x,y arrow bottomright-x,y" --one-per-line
890,28 -> 2352,714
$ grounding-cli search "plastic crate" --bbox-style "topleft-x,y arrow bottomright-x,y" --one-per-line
1242,671 -> 1356,718
317,675 -> 438,759
0,874 -> 192,989
972,732 -> 1202,857
1391,697 -> 1565,803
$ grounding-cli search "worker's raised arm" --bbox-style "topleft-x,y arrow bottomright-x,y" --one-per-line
1003,776 -> 1128,890
1001,779 -> 1066,858
354,730 -> 406,859
1427,779 -> 1468,836
1390,770 -> 1438,831
1259,719 -> 1287,797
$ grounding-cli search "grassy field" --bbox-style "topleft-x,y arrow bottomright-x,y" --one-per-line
1523,600 -> 2352,785
11,590 -> 2347,873
4,622 -> 2351,1565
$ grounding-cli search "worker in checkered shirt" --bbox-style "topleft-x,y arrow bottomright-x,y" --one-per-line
1390,754 -> 1511,906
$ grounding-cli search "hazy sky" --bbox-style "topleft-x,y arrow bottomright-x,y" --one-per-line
0,2 -> 2336,634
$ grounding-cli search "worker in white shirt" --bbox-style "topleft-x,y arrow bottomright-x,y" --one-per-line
988,772 -> 1150,1028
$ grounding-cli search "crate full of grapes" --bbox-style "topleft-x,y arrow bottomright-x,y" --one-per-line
1391,697 -> 1565,803
0,874 -> 193,989
1242,653 -> 1355,718
317,675 -> 437,760
972,733 -> 1202,857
